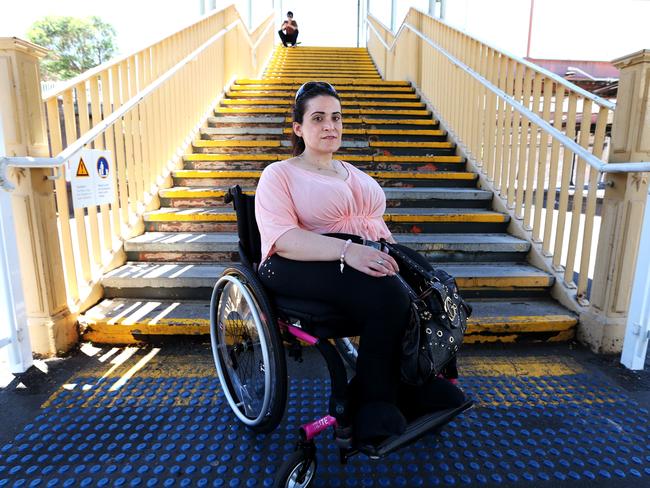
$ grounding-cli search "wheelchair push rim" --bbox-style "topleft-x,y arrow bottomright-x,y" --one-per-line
210,273 -> 273,427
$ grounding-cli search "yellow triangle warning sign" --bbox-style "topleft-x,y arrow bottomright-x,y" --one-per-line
76,158 -> 90,177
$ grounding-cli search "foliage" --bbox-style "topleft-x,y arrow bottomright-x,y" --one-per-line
27,16 -> 117,81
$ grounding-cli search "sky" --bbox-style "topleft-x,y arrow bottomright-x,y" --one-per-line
0,0 -> 648,61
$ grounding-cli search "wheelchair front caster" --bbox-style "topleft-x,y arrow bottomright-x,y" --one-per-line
273,448 -> 317,488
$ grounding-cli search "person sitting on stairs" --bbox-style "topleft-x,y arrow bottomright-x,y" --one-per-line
255,81 -> 466,444
278,11 -> 299,47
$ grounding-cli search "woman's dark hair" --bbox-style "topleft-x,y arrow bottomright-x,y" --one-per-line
291,82 -> 341,156
287,11 -> 293,17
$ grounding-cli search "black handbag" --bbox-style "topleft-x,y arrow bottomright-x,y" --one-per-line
382,241 -> 472,386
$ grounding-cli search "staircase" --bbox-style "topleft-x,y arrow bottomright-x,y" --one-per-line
81,46 -> 577,344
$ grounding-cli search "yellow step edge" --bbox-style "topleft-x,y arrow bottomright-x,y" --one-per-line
236,79 -> 410,86
281,117 -> 437,125
370,141 -> 452,148
175,170 -> 475,180
193,140 -> 281,148
227,92 -> 418,100
81,315 -> 576,344
458,277 -> 553,288
216,107 -> 289,114
366,171 -> 475,180
159,189 -> 229,198
466,315 -> 576,334
181,154 -> 463,163
384,213 -> 507,223
174,170 -> 261,178
463,329 -> 574,344
280,128 -> 444,136
183,154 -> 279,161
232,86 -> 414,93
221,99 -> 424,108
144,211 -> 503,223
217,108 -> 430,116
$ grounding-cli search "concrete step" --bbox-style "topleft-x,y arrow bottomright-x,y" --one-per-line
235,78 -> 410,86
193,139 -> 451,149
226,91 -> 418,100
201,127 -> 445,137
220,99 -> 425,108
230,84 -> 414,94
101,261 -> 552,300
159,187 -> 492,209
182,155 -> 465,172
214,107 -> 431,117
171,169 -> 477,189
80,297 -> 575,344
124,232 -> 529,263
142,207 -> 509,233
207,116 -> 440,128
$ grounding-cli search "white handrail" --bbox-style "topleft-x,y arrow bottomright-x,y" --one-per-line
366,17 -> 650,175
1,14 -> 275,191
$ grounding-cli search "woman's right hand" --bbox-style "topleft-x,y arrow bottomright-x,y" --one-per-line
344,243 -> 399,278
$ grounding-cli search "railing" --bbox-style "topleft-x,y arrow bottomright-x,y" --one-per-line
366,9 -> 650,307
1,5 -> 275,311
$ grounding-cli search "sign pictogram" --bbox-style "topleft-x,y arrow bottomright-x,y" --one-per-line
97,157 -> 109,178
76,158 -> 90,177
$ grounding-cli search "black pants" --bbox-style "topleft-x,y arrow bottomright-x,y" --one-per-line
278,29 -> 299,46
258,237 -> 460,409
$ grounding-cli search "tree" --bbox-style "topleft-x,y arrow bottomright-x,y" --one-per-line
27,16 -> 117,81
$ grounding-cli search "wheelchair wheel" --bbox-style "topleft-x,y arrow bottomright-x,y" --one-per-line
210,265 -> 287,433
273,450 -> 317,488
334,336 -> 359,369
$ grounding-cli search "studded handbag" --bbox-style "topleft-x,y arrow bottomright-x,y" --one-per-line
382,241 -> 472,386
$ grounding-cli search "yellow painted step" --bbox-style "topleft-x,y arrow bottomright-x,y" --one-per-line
144,208 -> 501,223
281,128 -> 445,136
183,154 -> 463,163
231,85 -> 413,93
193,140 -> 281,148
227,91 -> 418,99
173,169 -> 475,181
466,315 -> 576,335
369,141 -> 454,148
236,79 -> 410,86
220,99 -> 424,108
216,107 -> 430,116
282,117 -> 438,125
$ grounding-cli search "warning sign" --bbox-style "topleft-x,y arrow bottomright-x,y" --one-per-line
68,149 -> 115,209
76,158 -> 90,177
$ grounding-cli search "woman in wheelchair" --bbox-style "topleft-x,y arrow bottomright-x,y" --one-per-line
254,81 -> 466,443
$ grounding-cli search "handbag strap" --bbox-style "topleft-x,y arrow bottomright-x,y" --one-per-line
382,241 -> 437,283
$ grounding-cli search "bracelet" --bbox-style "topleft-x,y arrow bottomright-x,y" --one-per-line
339,239 -> 352,274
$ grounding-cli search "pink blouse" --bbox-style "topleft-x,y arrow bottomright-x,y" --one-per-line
255,160 -> 393,262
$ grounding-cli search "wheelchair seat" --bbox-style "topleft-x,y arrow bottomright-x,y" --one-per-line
225,185 -> 359,339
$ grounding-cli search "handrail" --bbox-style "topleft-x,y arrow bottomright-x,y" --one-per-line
366,13 -> 616,111
1,16 -> 271,191
366,17 -> 650,174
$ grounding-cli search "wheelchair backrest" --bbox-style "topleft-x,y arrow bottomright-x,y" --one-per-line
225,185 -> 262,270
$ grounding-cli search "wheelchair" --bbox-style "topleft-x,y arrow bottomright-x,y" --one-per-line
209,185 -> 473,487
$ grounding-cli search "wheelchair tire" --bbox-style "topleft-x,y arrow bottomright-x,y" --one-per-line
210,265 -> 287,433
334,336 -> 360,370
273,450 -> 317,488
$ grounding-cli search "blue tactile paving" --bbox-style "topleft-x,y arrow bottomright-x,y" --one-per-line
1,371 -> 649,487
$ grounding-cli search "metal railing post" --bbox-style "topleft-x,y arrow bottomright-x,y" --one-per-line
621,183 -> 650,369
0,118 -> 32,374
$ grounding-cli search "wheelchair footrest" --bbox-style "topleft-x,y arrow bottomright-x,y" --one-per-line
357,399 -> 474,459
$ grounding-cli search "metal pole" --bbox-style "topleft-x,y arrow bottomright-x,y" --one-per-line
199,0 -> 206,16
0,116 -> 32,374
440,0 -> 446,20
248,0 -> 253,29
357,0 -> 361,47
429,0 -> 435,16
526,0 -> 535,58
621,186 -> 650,370
390,0 -> 397,32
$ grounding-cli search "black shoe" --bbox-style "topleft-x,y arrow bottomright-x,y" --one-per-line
398,377 -> 466,421
354,401 -> 406,444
